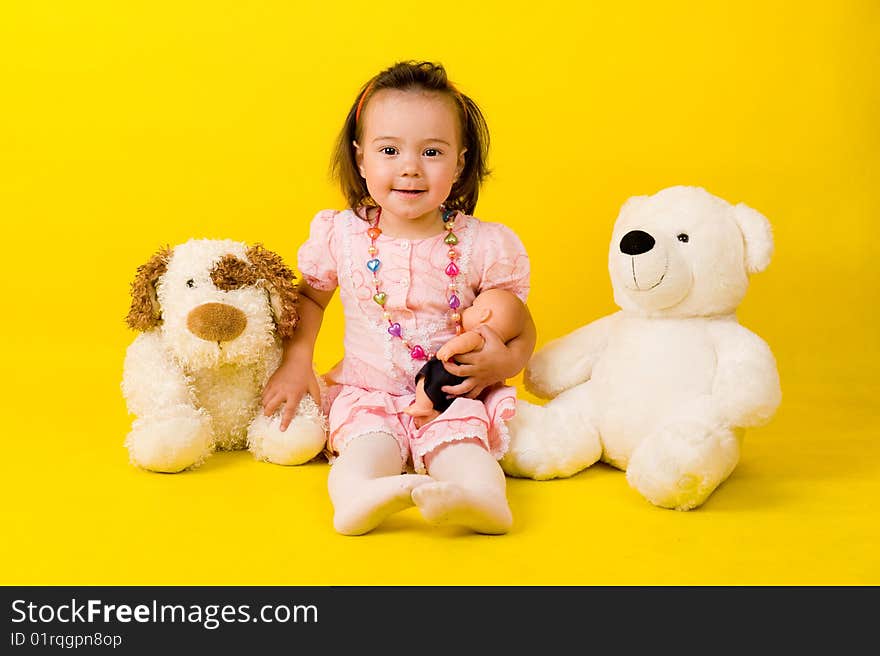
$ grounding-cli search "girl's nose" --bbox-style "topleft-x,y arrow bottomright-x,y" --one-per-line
400,152 -> 421,175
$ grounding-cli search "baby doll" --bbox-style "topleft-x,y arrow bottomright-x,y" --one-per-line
405,288 -> 529,428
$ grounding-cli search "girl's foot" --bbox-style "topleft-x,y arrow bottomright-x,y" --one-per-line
412,481 -> 512,535
333,474 -> 433,536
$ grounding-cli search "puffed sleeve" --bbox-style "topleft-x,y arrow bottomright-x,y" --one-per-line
477,223 -> 531,302
297,210 -> 341,291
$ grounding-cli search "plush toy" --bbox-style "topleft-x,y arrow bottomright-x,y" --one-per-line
501,186 -> 782,510
122,239 -> 327,473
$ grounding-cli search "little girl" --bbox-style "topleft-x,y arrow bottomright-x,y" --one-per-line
263,61 -> 535,536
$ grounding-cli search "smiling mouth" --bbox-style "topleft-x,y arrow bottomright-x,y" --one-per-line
630,257 -> 668,291
393,189 -> 426,196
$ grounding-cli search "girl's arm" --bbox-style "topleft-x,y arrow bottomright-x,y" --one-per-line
440,304 -> 537,399
262,282 -> 335,430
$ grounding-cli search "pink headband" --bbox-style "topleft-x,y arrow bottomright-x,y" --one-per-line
355,80 -> 464,124
355,80 -> 376,124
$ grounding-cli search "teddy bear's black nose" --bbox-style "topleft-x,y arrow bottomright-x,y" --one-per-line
620,230 -> 656,255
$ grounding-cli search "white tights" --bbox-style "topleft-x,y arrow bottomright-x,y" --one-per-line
327,432 -> 512,536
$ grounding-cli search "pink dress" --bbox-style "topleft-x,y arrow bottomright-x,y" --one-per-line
298,209 -> 530,473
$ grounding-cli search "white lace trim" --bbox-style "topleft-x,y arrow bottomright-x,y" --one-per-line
457,215 -> 474,292
340,210 -> 356,298
493,416 -> 512,460
416,214 -> 473,364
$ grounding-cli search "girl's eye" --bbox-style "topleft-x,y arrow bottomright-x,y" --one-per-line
424,148 -> 440,157
677,233 -> 689,243
381,147 -> 398,156
186,279 -> 195,288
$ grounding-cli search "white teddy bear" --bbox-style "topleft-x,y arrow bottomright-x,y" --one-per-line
502,186 -> 782,510
122,239 -> 327,473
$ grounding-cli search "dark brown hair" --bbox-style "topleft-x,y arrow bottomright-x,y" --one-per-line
331,60 -> 490,217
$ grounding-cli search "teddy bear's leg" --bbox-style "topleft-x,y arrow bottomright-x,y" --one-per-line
626,404 -> 741,510
247,394 -> 327,466
125,408 -> 214,473
501,381 -> 603,480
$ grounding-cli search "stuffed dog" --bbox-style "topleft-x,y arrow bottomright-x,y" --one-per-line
122,238 -> 326,473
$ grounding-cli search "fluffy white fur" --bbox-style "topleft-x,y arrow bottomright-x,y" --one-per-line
121,239 -> 327,473
502,186 -> 782,510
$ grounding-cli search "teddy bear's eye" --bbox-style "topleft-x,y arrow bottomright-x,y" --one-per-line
677,233 -> 689,243
186,279 -> 195,288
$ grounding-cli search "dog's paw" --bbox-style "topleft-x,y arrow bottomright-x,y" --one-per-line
247,396 -> 327,466
125,411 -> 213,473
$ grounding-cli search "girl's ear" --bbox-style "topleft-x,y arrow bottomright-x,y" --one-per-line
353,140 -> 366,178
455,148 -> 467,181
126,246 -> 172,331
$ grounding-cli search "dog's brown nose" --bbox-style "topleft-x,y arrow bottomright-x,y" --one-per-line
187,303 -> 247,342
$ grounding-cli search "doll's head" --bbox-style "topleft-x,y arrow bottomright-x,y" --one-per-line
332,61 -> 490,218
461,288 -> 528,343
414,358 -> 465,414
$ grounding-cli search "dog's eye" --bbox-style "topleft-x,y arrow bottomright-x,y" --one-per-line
677,233 -> 689,243
186,279 -> 195,288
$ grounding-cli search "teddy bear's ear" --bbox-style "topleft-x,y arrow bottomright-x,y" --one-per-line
619,194 -> 650,219
125,246 -> 172,331
733,202 -> 774,274
246,243 -> 299,339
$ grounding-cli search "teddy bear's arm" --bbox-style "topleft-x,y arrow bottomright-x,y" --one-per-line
121,331 -> 196,417
524,312 -> 620,399
709,322 -> 782,428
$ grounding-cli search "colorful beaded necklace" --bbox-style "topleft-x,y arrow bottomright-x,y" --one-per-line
367,206 -> 463,360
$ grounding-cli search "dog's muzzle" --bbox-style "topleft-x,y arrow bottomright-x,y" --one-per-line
187,303 -> 247,342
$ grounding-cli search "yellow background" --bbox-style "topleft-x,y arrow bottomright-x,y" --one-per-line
1,1 -> 877,585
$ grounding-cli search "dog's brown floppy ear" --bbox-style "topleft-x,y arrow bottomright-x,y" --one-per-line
246,243 -> 299,339
126,246 -> 172,331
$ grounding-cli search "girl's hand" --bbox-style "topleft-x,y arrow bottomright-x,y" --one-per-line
262,354 -> 322,432
440,325 -> 518,399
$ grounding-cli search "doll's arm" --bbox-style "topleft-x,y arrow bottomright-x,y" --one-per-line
525,312 -> 620,399
441,306 -> 537,399
435,331 -> 485,363
707,321 -> 781,427
403,378 -> 442,428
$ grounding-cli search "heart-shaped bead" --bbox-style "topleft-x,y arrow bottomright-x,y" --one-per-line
367,227 -> 382,240
367,258 -> 381,273
410,345 -> 427,360
373,292 -> 387,306
387,322 -> 402,337
445,262 -> 460,277
448,294 -> 460,309
444,233 -> 459,246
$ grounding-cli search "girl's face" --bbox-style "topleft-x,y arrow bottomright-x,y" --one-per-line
355,89 -> 466,231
